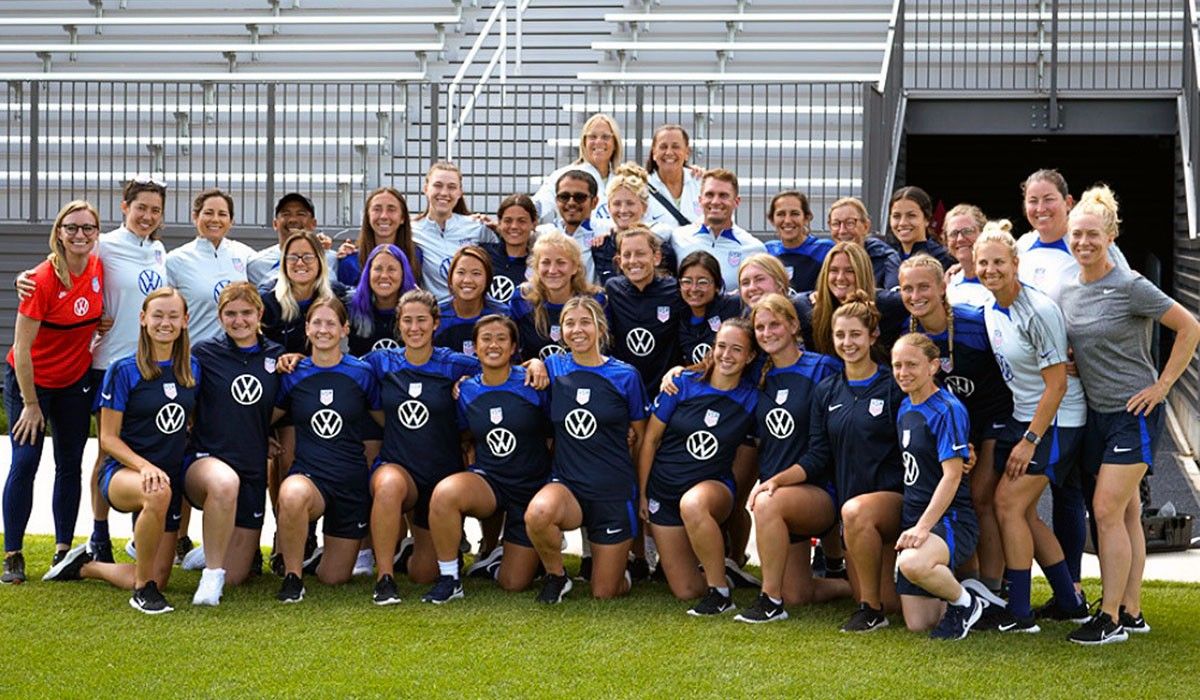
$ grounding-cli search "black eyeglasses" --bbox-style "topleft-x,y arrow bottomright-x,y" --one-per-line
556,192 -> 590,204
285,253 -> 318,265
60,223 -> 100,236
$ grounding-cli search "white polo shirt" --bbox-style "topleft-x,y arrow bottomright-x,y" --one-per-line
91,226 -> 169,370
412,213 -> 495,302
1015,232 -> 1128,304
671,222 -> 765,290
166,235 -> 256,342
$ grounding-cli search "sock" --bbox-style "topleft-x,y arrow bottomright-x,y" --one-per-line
715,586 -> 730,597
950,587 -> 971,607
1043,560 -> 1081,609
768,595 -> 783,605
437,559 -> 459,579
1007,568 -> 1033,619
92,520 -> 110,541
982,576 -> 1003,593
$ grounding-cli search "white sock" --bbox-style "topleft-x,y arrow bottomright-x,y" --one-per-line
951,587 -> 971,607
768,595 -> 783,605
716,586 -> 730,597
202,567 -> 226,581
437,559 -> 459,579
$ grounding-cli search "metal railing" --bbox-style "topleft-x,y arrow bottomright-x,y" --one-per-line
1183,0 -> 1200,239
863,0 -> 906,230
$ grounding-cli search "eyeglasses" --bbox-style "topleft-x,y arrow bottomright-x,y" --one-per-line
285,253 -> 318,265
584,133 -> 614,143
556,192 -> 591,204
947,227 -> 979,239
829,217 -> 861,230
679,277 -> 714,289
60,223 -> 100,236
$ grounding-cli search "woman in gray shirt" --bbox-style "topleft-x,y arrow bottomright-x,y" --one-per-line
1060,185 -> 1200,645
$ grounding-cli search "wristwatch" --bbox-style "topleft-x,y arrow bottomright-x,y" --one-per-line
1022,430 -> 1041,446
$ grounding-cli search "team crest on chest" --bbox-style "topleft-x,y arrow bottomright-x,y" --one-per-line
91,277 -> 100,293
868,398 -> 884,417
728,252 -> 742,268
163,382 -> 177,399
490,406 -> 504,424
902,429 -> 911,448
264,356 -> 276,373
784,265 -> 794,280
463,340 -> 475,356
775,389 -> 789,405
656,306 -> 670,323
707,316 -> 721,332
232,257 -> 245,273
320,389 -> 334,406
576,388 -> 590,405
154,250 -> 164,265
550,325 -> 562,342
704,409 -> 720,427
408,382 -> 423,398
992,329 -> 1004,346
940,357 -> 954,373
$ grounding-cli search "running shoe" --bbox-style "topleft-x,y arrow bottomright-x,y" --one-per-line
840,603 -> 888,632
353,548 -> 375,577
302,547 -> 323,576
277,573 -> 305,604
373,574 -> 402,606
393,537 -> 414,574
734,593 -> 788,624
421,575 -> 464,604
1119,606 -> 1150,633
466,546 -> 504,579
87,537 -> 114,564
724,557 -> 761,589
1068,611 -> 1128,645
688,587 -> 736,617
994,608 -> 1041,634
42,545 -> 91,582
536,573 -> 573,604
130,581 -> 174,615
1,553 -> 26,585
627,557 -> 651,584
930,590 -> 985,640
1035,593 -> 1091,623
181,544 -> 207,571
174,536 -> 194,565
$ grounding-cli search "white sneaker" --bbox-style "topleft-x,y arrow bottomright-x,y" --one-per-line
124,540 -> 137,560
192,568 -> 226,606
181,544 -> 207,571
352,548 -> 375,577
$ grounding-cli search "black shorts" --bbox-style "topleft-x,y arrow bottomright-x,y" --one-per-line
969,411 -> 1009,445
290,470 -> 368,540
181,454 -> 267,530
895,511 -> 979,598
99,459 -> 184,533
993,419 -> 1083,487
646,475 -> 735,528
549,477 -> 639,545
1082,407 -> 1162,475
473,469 -> 540,549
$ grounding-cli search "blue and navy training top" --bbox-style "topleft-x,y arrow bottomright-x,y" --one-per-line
893,238 -> 956,270
99,355 -> 202,478
276,355 -> 380,483
766,236 -> 834,294
678,293 -> 742,365
458,366 -> 553,493
604,275 -> 689,394
915,304 -> 1013,429
258,279 -> 351,354
434,298 -> 509,357
364,346 -> 480,487
189,334 -> 283,480
649,371 -> 758,495
481,241 -> 529,305
348,303 -> 400,357
793,289 -> 909,354
756,351 -> 842,480
896,388 -> 976,529
509,291 -> 606,362
545,353 -> 649,501
800,365 -> 905,504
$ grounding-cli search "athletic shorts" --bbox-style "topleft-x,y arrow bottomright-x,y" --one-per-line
99,458 -> 184,533
970,411 -> 1009,445
549,477 -> 639,545
993,419 -> 1083,487
181,453 -> 267,530
472,469 -> 541,549
289,470 -> 368,540
1082,407 -> 1161,475
646,474 -> 736,528
895,511 -> 979,598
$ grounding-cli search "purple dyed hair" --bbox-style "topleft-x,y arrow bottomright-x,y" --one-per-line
348,243 -> 418,337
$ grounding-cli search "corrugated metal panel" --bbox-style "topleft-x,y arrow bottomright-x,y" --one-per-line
1171,134 -> 1200,452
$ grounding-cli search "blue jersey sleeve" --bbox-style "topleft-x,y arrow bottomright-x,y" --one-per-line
651,374 -> 686,423
362,371 -> 381,411
98,360 -> 135,412
625,370 -> 650,421
936,397 -> 971,462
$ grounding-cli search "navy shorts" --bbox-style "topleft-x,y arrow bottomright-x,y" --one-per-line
99,459 -> 184,533
473,469 -> 540,549
290,470 -> 368,540
895,511 -> 979,598
549,477 -> 640,545
993,419 -> 1083,487
1082,407 -> 1161,475
181,454 -> 268,530
646,474 -> 736,528
970,411 -> 1009,445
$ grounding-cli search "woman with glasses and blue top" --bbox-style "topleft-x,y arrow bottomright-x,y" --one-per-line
676,251 -> 741,367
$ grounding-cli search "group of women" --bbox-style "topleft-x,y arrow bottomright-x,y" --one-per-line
2,114 -> 1196,643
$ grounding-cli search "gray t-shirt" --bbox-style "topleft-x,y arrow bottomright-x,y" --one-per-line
1060,265 -> 1174,413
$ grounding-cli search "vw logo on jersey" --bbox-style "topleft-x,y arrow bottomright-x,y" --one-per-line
488,275 -> 516,303
686,430 -> 720,461
902,450 -> 920,486
311,408 -> 343,439
626,327 -> 656,356
564,408 -> 597,440
485,427 -> 517,458
230,374 -> 263,405
994,352 -> 1014,382
155,402 -> 186,434
373,338 -> 400,351
398,400 -> 429,429
73,297 -> 90,316
538,344 -> 565,360
765,408 -> 794,439
691,343 -> 712,364
138,270 -> 163,295
212,279 -> 231,303
945,375 -> 976,397
439,257 -> 452,279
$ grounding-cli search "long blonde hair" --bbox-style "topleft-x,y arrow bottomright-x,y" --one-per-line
750,292 -> 803,388
812,241 -> 876,355
576,113 -> 623,173
48,200 -> 99,289
136,287 -> 195,387
276,231 -> 335,323
522,230 -> 600,338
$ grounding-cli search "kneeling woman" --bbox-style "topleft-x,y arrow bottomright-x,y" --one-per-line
891,333 -> 985,639
525,297 -> 649,603
44,288 -> 200,615
272,298 -> 382,603
638,318 -> 758,616
421,315 -> 552,603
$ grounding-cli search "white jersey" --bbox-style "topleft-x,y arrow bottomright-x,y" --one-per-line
91,226 -> 169,370
412,213 -> 495,302
533,161 -> 613,226
671,222 -> 765,290
535,219 -> 600,284
983,284 -> 1087,427
1015,232 -> 1129,304
591,218 -> 675,253
165,236 -> 256,342
946,271 -> 993,308
245,242 -> 337,288
647,169 -> 703,226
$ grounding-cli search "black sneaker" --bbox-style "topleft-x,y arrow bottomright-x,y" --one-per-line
269,551 -> 285,578
1035,593 -> 1090,623
811,543 -> 827,577
249,548 -> 263,579
1068,611 -> 1128,645
734,593 -> 788,624
393,537 -> 414,575
994,608 -> 1040,634
840,603 -> 888,632
576,556 -> 592,582
277,573 -> 305,604
823,558 -> 848,580
930,591 -> 985,640
373,574 -> 402,606
302,547 -> 323,576
421,575 -> 464,604
724,558 -> 761,589
87,537 -> 114,564
536,573 -> 573,604
688,587 -> 736,617
1119,606 -> 1150,633
627,557 -> 650,584
466,546 -> 504,580
973,601 -> 1010,632
173,535 -> 194,565
650,564 -> 667,583
130,581 -> 174,614
1,553 -> 26,585
42,544 -> 91,582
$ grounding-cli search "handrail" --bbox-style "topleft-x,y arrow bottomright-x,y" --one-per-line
1183,0 -> 1200,239
877,0 -> 903,93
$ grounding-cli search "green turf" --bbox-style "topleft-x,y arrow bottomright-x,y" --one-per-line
2,536 -> 1197,698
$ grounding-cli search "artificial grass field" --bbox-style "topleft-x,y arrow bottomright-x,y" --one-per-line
2,536 -> 1198,698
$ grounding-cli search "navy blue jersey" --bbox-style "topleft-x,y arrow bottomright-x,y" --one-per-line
915,304 -> 1013,425
893,238 -> 956,271
99,355 -> 202,478
592,234 -> 620,288
678,293 -> 742,365
864,236 -> 901,290
276,355 -> 380,483
189,334 -> 283,479
650,371 -> 758,493
364,346 -> 480,486
348,304 -> 400,357
509,291 -> 606,362
481,241 -> 529,305
604,275 -> 689,393
258,279 -> 351,354
800,366 -> 904,503
434,298 -> 509,357
458,366 -> 553,492
766,236 -> 834,293
794,289 -> 909,354
897,389 -> 976,528
756,351 -> 842,479
546,353 -> 649,501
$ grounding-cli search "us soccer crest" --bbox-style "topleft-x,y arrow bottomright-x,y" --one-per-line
868,398 -> 884,417
163,382 -> 177,399
576,388 -> 590,405
463,340 -> 475,356
91,277 -> 100,293
940,357 -> 954,373
320,389 -> 334,406
232,257 -> 245,273
992,329 -> 1003,346
708,316 -> 721,332
408,382 -> 423,398
656,306 -> 670,323
550,325 -> 562,342
490,407 -> 504,424
264,356 -> 276,373
728,251 -> 742,268
155,250 -> 164,265
775,389 -> 789,405
704,409 -> 720,427
785,266 -> 794,280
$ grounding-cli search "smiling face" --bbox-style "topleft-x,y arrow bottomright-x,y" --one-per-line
973,240 -> 1018,294
832,314 -> 872,365
898,264 -> 943,321
122,191 -> 164,238
369,251 -> 404,301
368,191 -> 405,244
753,307 -> 798,357
700,177 -> 739,229
1067,212 -> 1112,268
1024,179 -> 1073,239
891,340 -> 938,395
738,263 -> 783,307
561,304 -> 600,356
193,195 -> 233,243
944,214 -> 980,265
889,198 -> 928,247
219,298 -> 261,345
679,263 -> 717,312
283,238 -> 319,287
651,128 -> 689,177
771,195 -> 811,247
555,177 -> 596,227
57,209 -> 100,258
141,294 -> 187,346
710,324 -> 754,381
450,254 -> 487,304
825,252 -> 858,303
305,305 -> 348,353
829,204 -> 869,245
536,244 -> 577,296
475,320 -> 516,369
398,300 -> 435,350
582,119 -> 616,170
609,186 -> 646,230
618,233 -> 660,286
425,168 -> 462,219
498,204 -> 534,249
273,201 -> 315,241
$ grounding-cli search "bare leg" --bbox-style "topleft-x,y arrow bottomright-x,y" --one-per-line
680,481 -> 734,590
524,483 -> 583,577
183,457 -> 240,571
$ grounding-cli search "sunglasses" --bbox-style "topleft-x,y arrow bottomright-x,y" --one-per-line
556,192 -> 591,204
